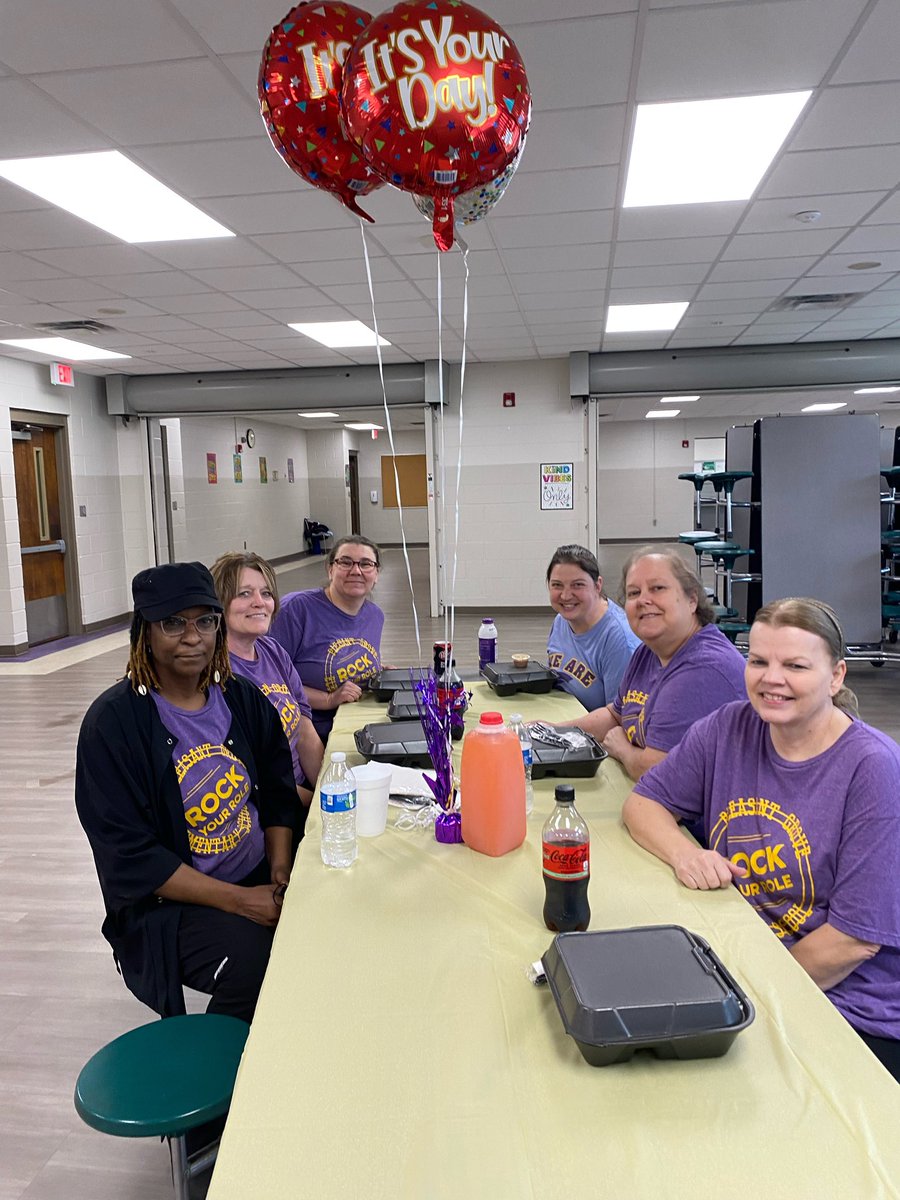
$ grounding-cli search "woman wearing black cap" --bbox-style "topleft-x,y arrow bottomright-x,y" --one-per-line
75,561 -> 301,1023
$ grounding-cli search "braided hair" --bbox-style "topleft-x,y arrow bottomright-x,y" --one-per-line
125,611 -> 232,695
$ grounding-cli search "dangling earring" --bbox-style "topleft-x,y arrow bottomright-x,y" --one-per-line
213,669 -> 221,684
137,683 -> 148,696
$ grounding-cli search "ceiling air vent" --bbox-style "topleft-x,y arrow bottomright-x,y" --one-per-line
768,293 -> 863,313
34,318 -> 117,334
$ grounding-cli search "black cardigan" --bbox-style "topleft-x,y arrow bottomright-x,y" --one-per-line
75,675 -> 299,1017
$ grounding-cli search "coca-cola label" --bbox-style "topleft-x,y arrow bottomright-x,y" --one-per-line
542,841 -> 589,879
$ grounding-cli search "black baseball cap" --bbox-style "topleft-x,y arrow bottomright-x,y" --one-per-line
132,562 -> 223,622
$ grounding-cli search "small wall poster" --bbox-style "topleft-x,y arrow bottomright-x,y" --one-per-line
541,462 -> 573,510
259,456 -> 268,484
207,453 -> 217,484
233,454 -> 243,483
287,457 -> 295,483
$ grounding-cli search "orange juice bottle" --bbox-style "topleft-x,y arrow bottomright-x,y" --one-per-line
460,712 -> 527,857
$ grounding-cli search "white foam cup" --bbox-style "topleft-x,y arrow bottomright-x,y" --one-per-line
352,761 -> 394,837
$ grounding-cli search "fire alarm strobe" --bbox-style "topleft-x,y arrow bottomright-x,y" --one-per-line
503,392 -> 516,408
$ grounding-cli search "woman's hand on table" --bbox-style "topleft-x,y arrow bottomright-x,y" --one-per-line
673,846 -> 747,891
600,725 -> 631,760
331,681 -> 363,707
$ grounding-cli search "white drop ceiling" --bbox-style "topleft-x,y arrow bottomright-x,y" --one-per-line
0,0 -> 899,418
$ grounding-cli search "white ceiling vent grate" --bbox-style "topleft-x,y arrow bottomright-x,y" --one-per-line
768,293 -> 864,313
34,318 -> 117,334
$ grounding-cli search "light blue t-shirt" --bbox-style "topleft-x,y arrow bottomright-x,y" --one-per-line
547,600 -> 640,711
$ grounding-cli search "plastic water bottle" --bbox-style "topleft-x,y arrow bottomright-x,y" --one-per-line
478,617 -> 498,671
320,751 -> 357,868
508,713 -> 534,816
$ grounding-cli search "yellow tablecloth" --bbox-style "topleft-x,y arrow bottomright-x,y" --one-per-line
209,683 -> 900,1199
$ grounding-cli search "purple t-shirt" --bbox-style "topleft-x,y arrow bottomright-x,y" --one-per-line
229,635 -> 312,788
151,687 -> 265,882
270,588 -> 384,739
637,700 -> 900,1039
612,623 -> 746,751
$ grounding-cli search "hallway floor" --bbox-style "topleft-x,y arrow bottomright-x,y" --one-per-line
1,547 -> 897,1198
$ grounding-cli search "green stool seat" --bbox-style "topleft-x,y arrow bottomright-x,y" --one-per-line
712,605 -> 740,621
678,530 -> 716,545
694,540 -> 753,567
707,470 -> 753,492
881,467 -> 900,486
75,1014 -> 248,1200
75,1014 -> 248,1138
882,530 -> 900,546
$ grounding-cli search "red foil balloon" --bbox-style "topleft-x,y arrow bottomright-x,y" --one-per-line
341,0 -> 531,250
259,2 -> 384,221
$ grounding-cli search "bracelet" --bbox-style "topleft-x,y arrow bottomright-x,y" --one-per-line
273,882 -> 287,906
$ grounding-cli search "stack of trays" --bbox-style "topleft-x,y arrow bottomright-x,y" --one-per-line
541,925 -> 755,1066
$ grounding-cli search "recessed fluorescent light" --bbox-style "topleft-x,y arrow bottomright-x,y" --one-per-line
624,91 -> 811,207
661,395 -> 699,403
646,409 -> 679,419
606,302 -> 689,333
345,422 -> 383,431
801,402 -> 847,413
0,336 -> 130,361
298,411 -> 340,418
0,151 -> 234,243
854,386 -> 900,395
289,321 -> 390,348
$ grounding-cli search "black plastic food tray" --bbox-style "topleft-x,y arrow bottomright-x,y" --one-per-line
482,660 -> 557,696
531,733 -> 607,779
368,668 -> 432,702
354,719 -> 434,768
386,692 -> 463,740
541,925 -> 754,1066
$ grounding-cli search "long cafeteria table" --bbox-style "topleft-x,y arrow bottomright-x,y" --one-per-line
208,682 -> 900,1199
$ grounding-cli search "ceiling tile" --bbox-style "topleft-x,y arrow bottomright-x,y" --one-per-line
638,0 -> 867,101
490,211 -> 613,249
618,203 -> 747,241
0,78 -> 109,158
32,60 -> 260,145
791,82 -> 900,151
518,105 -> 627,173
829,0 -> 900,85
762,144 -> 900,198
738,192 -> 886,233
614,237 -> 727,268
495,167 -> 619,217
721,228 -> 843,259
511,15 -> 636,111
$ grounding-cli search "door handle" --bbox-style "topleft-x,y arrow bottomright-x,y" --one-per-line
21,539 -> 66,555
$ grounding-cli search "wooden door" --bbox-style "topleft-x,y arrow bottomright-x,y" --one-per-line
13,426 -> 69,644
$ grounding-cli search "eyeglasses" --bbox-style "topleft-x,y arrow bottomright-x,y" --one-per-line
332,556 -> 379,573
157,613 -> 221,638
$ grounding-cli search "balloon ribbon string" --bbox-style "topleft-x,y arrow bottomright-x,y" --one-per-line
359,218 -> 422,664
449,241 -> 469,662
436,249 -> 448,658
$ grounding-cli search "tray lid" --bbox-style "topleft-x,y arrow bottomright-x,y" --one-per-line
369,667 -> 431,696
542,926 -> 749,1046
531,731 -> 607,767
482,661 -> 557,686
355,719 -> 429,757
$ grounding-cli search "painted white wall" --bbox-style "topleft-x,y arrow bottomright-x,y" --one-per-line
164,415 -> 311,563
355,427 -> 429,544
440,359 -> 589,607
596,415 -> 755,541
0,358 -> 149,648
306,428 -> 352,544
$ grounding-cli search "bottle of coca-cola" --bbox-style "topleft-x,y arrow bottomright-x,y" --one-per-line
542,784 -> 590,932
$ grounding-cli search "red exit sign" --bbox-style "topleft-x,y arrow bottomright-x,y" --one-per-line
50,362 -> 74,386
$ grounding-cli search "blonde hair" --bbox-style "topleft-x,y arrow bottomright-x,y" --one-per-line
210,551 -> 280,617
619,546 -> 716,626
752,597 -> 859,717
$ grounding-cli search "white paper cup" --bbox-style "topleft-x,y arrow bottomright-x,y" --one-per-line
352,761 -> 394,837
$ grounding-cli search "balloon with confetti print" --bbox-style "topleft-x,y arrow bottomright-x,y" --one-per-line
412,139 -> 523,227
341,0 -> 531,250
259,1 -> 385,221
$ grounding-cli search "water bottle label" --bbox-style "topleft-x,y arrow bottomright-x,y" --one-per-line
522,747 -> 533,768
321,788 -> 357,814
542,841 -> 589,879
478,636 -> 496,666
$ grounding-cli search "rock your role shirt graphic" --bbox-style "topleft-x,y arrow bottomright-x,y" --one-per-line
637,701 -> 900,946
152,689 -> 263,882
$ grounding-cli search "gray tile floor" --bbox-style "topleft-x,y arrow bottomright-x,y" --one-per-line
0,547 -> 897,1198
